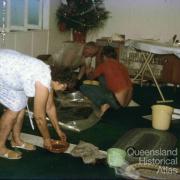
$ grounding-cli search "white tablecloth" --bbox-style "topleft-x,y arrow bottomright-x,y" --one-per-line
125,40 -> 180,58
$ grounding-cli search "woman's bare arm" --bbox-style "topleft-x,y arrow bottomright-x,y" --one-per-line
46,89 -> 66,141
33,81 -> 51,147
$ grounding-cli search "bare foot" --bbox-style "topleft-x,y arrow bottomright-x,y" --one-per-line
43,138 -> 52,151
94,104 -> 110,118
100,104 -> 110,116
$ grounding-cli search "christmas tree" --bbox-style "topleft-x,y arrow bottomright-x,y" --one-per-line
56,0 -> 110,32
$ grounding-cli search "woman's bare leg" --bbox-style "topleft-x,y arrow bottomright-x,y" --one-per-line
0,109 -> 19,154
11,109 -> 25,145
11,109 -> 36,150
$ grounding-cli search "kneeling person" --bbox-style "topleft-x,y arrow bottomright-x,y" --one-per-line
80,46 -> 133,116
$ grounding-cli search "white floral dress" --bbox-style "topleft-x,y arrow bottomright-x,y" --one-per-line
0,49 -> 51,111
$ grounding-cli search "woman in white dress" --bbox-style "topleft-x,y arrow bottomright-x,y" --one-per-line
0,49 -> 72,159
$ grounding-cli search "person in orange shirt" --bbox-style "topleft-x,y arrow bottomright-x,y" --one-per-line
80,45 -> 133,116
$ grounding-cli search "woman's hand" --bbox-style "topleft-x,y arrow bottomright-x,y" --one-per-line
86,67 -> 94,77
85,67 -> 94,79
58,131 -> 67,142
45,89 -> 67,143
44,138 -> 52,151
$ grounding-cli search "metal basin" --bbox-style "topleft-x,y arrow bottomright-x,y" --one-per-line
53,91 -> 101,132
55,91 -> 92,107
55,91 -> 93,121
66,91 -> 85,102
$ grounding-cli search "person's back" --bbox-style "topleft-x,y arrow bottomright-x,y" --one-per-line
48,42 -> 84,69
47,41 -> 99,91
93,59 -> 132,93
0,49 -> 51,98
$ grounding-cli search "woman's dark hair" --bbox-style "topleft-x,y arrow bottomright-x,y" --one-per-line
101,45 -> 117,59
50,65 -> 73,83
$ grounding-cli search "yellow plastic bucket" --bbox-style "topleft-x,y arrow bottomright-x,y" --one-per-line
151,105 -> 173,130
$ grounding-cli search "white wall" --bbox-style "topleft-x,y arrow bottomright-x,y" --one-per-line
48,0 -> 71,54
0,30 -> 49,56
0,0 -> 71,57
1,0 -> 180,56
87,0 -> 180,42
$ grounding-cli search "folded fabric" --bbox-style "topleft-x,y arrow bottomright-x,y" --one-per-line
70,140 -> 107,164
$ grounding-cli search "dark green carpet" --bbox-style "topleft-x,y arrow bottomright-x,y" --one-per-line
0,84 -> 180,179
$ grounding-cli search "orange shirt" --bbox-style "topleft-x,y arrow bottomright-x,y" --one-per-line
93,59 -> 132,93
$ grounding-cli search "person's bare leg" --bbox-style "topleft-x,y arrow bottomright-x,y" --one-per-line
11,109 -> 25,145
11,109 -> 36,150
100,104 -> 110,117
0,109 -> 20,155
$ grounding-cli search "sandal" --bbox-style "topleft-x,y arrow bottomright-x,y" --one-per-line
0,150 -> 22,160
11,142 -> 36,151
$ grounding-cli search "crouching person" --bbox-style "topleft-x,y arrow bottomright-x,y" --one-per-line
0,49 -> 72,159
80,45 -> 133,116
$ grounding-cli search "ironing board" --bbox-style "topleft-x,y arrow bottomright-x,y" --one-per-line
125,40 -> 180,102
